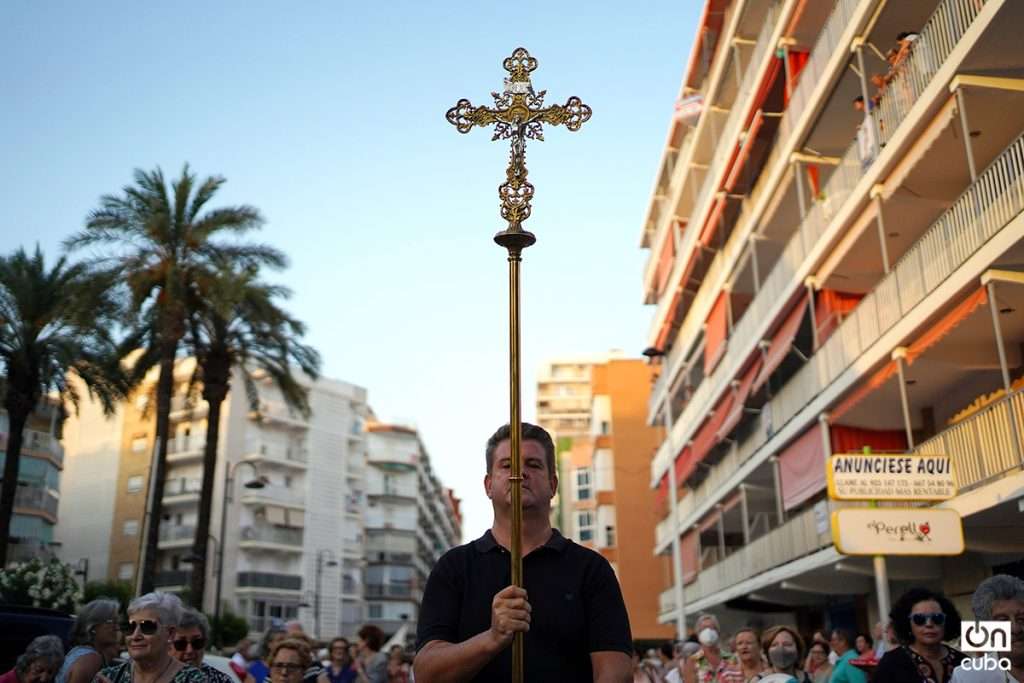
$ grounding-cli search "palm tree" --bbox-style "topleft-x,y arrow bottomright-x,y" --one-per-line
185,261 -> 320,609
65,165 -> 282,593
0,246 -> 125,565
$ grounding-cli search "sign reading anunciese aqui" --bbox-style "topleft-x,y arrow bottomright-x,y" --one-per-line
827,454 -> 956,501
831,508 -> 964,555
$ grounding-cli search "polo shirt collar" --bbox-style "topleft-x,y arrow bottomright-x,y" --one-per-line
474,528 -> 569,554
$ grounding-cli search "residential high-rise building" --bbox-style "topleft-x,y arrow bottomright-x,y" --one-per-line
641,0 -> 1024,637
364,422 -> 462,644
560,357 -> 674,640
57,358 -> 369,639
1,399 -> 64,565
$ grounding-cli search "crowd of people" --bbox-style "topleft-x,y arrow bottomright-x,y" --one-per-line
629,574 -> 1024,683
2,592 -> 413,683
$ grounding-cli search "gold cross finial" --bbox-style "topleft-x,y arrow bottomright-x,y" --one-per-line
446,47 -> 592,246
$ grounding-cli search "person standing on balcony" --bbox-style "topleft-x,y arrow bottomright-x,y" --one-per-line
413,422 -> 633,682
57,599 -> 122,683
828,629 -> 867,683
873,588 -> 966,683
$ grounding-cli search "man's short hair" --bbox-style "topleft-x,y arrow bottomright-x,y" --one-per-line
484,422 -> 555,474
972,574 -> 1024,620
358,624 -> 384,652
831,628 -> 853,646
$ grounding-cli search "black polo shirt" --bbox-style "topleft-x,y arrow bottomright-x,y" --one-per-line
416,529 -> 632,682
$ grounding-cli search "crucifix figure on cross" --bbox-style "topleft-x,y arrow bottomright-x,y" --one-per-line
446,46 -> 592,245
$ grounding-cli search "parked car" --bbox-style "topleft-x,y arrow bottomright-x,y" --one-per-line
0,604 -> 74,672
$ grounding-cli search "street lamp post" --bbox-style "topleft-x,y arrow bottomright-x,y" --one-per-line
214,460 -> 266,626
314,549 -> 338,639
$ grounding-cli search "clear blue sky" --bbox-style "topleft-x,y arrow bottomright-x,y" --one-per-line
1,1 -> 699,540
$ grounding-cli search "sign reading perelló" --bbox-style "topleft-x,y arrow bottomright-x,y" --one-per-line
831,508 -> 964,555
827,454 -> 956,501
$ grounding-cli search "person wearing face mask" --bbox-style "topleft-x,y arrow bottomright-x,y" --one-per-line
752,626 -> 810,683
683,614 -> 739,683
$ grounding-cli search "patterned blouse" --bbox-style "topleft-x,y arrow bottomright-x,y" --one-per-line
689,650 -> 742,683
95,661 -> 208,683
874,644 -> 967,683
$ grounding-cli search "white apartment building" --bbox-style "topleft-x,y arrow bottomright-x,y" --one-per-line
57,359 -> 369,640
363,422 -> 462,644
641,0 -> 1024,637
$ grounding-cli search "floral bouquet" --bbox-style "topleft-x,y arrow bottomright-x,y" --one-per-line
0,557 -> 82,613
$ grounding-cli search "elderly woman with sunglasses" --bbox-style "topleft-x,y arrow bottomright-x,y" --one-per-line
874,587 -> 967,683
94,592 -> 204,683
168,608 -> 236,683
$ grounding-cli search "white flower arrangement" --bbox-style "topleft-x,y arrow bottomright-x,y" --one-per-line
0,557 -> 82,613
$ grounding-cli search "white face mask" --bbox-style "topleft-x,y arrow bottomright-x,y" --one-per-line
698,628 -> 720,646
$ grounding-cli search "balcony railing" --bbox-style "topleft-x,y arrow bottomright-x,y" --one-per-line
240,524 -> 303,547
1,429 -> 64,467
154,569 -> 190,587
365,583 -> 413,598
158,525 -> 196,542
14,485 -> 59,518
163,478 -> 202,497
915,389 -> 1024,492
237,571 -> 302,590
244,441 -> 308,465
660,506 -> 830,614
654,0 -> 996,482
167,436 -> 205,456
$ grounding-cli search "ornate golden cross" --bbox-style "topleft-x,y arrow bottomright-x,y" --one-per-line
446,47 -> 592,245
445,48 -> 590,683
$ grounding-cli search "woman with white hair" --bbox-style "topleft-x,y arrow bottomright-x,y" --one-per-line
0,635 -> 65,683
95,592 -> 205,683
56,598 -> 122,683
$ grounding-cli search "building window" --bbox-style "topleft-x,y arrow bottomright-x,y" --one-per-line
126,476 -> 144,493
123,520 -> 139,536
575,468 -> 592,501
600,420 -> 610,435
605,525 -> 616,547
577,511 -> 595,542
118,563 -> 134,580
131,435 -> 148,453
368,603 -> 383,619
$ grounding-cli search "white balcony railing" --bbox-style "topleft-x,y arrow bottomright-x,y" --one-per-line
244,440 -> 308,465
769,130 -> 1024,448
653,0 -> 996,484
240,524 -> 303,547
158,525 -> 196,542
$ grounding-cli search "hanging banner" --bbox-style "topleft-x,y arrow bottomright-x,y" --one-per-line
831,508 -> 964,556
827,453 -> 956,501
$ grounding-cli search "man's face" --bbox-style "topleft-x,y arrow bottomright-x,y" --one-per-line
170,626 -> 206,667
484,439 -> 557,512
991,598 -> 1024,662
829,632 -> 847,654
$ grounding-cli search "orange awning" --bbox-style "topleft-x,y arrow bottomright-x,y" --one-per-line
674,445 -> 699,489
829,360 -> 898,423
753,297 -> 809,392
704,290 -> 730,374
906,287 -> 988,365
723,110 -> 765,193
718,356 -> 764,440
815,289 -> 864,348
699,194 -> 728,247
778,422 -> 826,511
748,56 -> 783,128
654,226 -> 677,298
691,390 -> 734,465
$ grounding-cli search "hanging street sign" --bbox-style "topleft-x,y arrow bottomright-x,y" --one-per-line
826,453 -> 957,501
831,508 -> 964,555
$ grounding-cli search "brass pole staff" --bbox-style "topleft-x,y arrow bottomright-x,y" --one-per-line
446,47 -> 591,682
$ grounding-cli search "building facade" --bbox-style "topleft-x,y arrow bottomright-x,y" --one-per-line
1,400 -> 64,565
57,359 -> 369,639
560,357 -> 674,641
364,422 -> 462,644
640,0 -> 1024,637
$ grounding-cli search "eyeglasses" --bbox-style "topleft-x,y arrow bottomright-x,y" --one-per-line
172,637 -> 206,651
910,612 -> 946,627
270,664 -> 303,673
123,619 -> 160,636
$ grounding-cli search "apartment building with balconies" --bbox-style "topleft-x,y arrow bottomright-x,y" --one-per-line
1,399 -> 64,565
364,422 -> 461,644
641,0 -> 1024,638
57,358 -> 369,639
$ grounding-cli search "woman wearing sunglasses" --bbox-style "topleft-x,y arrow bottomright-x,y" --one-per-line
874,587 -> 967,683
168,609 -> 236,683
95,592 -> 205,683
